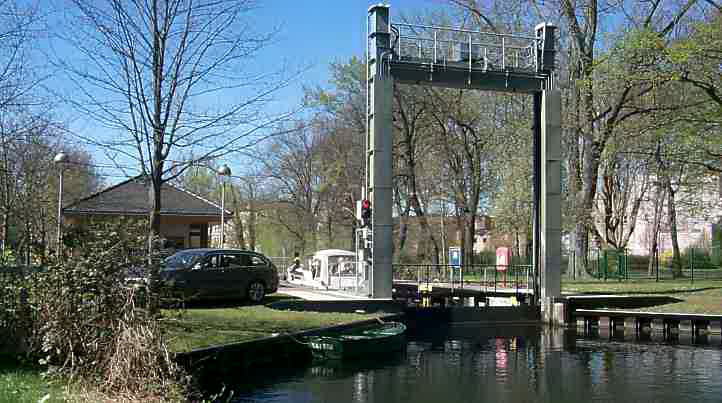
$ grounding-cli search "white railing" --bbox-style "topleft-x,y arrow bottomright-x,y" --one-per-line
390,22 -> 541,72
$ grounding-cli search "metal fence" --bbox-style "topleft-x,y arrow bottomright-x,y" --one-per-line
390,22 -> 542,72
393,263 -> 533,294
564,246 -> 722,282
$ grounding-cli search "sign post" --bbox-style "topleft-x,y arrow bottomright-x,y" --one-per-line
449,246 -> 462,290
496,247 -> 511,287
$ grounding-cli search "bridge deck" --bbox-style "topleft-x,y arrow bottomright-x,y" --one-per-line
393,280 -> 533,299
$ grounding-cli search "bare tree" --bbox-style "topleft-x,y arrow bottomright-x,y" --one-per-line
262,122 -> 324,254
59,0 -> 297,246
0,0 -> 44,112
0,112 -> 97,261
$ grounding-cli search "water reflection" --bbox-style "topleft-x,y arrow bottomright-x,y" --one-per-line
223,325 -> 722,403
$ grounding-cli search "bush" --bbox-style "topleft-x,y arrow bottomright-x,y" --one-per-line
10,218 -> 182,398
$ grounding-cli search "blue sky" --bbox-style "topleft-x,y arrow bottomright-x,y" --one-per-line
253,1 -> 437,92
36,1 -> 441,182
218,0 -> 440,121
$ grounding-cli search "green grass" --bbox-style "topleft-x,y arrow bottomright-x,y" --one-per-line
161,294 -> 384,353
562,279 -> 722,294
563,279 -> 722,314
0,356 -> 67,403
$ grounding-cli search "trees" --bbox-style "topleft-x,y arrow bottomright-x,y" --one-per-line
61,0 -> 296,247
553,0 -> 705,277
0,0 -> 42,112
426,89 -> 501,266
0,114 -> 98,263
262,122 -> 324,254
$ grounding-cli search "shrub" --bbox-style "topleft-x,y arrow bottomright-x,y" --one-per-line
12,218 -> 182,398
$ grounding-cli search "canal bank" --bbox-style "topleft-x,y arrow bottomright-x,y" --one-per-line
173,301 -> 543,379
188,323 -> 722,403
173,284 -> 722,398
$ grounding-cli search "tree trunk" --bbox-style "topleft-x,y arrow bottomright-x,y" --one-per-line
666,179 -> 683,278
648,182 -> 666,276
231,190 -> 246,249
574,225 -> 589,277
248,206 -> 257,251
466,214 -> 476,267
148,173 -> 162,254
410,194 -> 440,265
398,216 -> 407,256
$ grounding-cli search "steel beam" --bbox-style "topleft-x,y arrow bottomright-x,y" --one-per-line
367,5 -> 393,298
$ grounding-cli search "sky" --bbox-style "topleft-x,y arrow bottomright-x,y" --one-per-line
252,1 -> 438,92
37,0 -> 441,183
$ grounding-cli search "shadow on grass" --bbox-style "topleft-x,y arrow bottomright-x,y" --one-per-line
573,286 -> 722,296
162,293 -> 301,310
0,354 -> 36,372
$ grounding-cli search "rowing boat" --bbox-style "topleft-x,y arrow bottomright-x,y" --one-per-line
306,321 -> 406,360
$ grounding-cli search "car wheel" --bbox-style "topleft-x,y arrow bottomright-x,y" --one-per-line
247,281 -> 266,303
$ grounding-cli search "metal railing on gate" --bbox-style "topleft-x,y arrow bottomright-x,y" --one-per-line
392,263 -> 533,295
390,22 -> 542,73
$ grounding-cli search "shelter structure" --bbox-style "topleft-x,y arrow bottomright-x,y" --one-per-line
62,175 -> 230,249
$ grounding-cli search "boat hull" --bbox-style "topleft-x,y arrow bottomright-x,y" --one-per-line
306,322 -> 406,360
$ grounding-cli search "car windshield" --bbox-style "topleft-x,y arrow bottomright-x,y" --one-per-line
164,250 -> 205,268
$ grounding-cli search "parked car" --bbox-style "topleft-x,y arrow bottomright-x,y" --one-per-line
159,248 -> 279,303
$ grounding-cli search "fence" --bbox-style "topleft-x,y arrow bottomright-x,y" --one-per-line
564,246 -> 722,282
392,263 -> 533,294
390,22 -> 542,73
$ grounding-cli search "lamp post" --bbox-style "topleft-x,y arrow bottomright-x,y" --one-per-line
53,152 -> 68,257
217,164 -> 231,247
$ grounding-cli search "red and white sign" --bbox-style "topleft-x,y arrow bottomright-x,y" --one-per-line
496,247 -> 511,272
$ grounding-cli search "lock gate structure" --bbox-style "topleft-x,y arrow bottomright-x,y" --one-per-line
363,4 -> 561,321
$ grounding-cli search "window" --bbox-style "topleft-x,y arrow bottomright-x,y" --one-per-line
250,255 -> 266,266
203,254 -> 222,269
224,254 -> 244,269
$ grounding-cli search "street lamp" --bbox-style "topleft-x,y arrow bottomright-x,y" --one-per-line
217,164 -> 231,247
53,152 -> 69,257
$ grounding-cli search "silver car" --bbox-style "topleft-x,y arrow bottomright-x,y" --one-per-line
160,248 -> 279,303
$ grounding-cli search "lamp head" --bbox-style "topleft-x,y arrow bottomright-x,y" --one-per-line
53,152 -> 68,164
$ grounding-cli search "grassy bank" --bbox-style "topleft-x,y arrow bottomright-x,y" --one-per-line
161,294 -> 384,353
563,279 -> 722,314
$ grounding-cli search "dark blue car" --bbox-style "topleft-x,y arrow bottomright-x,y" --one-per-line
160,248 -> 279,303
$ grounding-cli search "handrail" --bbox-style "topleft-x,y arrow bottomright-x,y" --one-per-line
391,22 -> 538,40
390,22 -> 540,73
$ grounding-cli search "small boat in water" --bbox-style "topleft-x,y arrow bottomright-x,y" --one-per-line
306,321 -> 407,360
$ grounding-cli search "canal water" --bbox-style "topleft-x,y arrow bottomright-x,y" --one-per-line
207,324 -> 722,402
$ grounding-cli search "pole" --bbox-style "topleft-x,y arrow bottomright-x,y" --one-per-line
655,244 -> 660,282
220,180 -> 225,247
57,167 -> 64,258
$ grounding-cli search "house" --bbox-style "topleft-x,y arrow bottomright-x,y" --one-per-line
624,174 -> 722,255
62,175 -> 231,249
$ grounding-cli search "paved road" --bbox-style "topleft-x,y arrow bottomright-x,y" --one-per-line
278,284 -> 370,301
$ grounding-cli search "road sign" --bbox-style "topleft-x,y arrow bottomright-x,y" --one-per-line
449,247 -> 461,269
